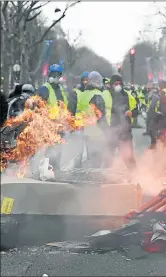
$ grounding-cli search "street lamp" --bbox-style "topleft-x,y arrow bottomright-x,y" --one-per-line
13,63 -> 21,84
13,63 -> 20,73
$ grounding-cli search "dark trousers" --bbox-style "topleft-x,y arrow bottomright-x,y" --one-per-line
106,128 -> 136,169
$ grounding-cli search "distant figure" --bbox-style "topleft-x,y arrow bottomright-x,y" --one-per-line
7,84 -> 35,117
0,91 -> 8,126
8,84 -> 23,99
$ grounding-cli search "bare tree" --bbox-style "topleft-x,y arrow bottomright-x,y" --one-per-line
1,1 -> 81,94
122,41 -> 159,85
64,30 -> 82,72
48,27 -> 83,74
72,46 -> 113,78
155,4 -> 166,24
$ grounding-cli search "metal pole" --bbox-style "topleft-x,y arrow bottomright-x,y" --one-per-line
130,63 -> 134,85
130,58 -> 135,85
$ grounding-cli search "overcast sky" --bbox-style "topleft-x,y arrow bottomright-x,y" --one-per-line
43,1 -> 163,64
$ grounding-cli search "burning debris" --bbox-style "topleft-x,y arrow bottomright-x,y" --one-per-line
0,96 -> 101,177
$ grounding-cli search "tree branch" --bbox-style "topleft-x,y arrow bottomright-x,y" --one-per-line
9,1 -> 28,26
10,1 -> 16,8
27,11 -> 42,22
23,1 -> 38,30
158,10 -> 166,19
30,0 -> 51,12
2,1 -> 9,13
30,1 -> 81,48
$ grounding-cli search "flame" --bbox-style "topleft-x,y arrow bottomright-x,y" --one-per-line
16,160 -> 28,178
1,96 -> 101,176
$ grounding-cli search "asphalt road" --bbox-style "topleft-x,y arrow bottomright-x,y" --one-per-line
2,116 -> 163,277
1,246 -> 166,276
132,116 -> 150,154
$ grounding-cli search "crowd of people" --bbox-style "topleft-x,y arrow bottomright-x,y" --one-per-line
1,64 -> 166,171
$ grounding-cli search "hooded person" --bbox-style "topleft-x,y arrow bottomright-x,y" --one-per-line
108,73 -> 137,169
7,84 -> 35,117
0,91 -> 8,126
103,77 -> 111,91
149,80 -> 166,148
77,71 -> 112,167
22,84 -> 35,95
82,71 -> 110,127
68,71 -> 89,116
8,84 -> 23,99
78,71 -> 89,92
68,71 -> 112,167
68,71 -> 109,124
143,85 -> 160,137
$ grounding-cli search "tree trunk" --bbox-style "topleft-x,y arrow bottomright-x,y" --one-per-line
2,64 -> 10,96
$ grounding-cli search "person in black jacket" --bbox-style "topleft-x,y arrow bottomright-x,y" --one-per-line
109,73 -> 137,169
0,91 -> 8,126
77,71 -> 89,92
8,84 -> 23,99
7,84 -> 35,117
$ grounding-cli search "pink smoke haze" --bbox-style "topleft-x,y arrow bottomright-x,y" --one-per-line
108,140 -> 166,197
131,142 -> 166,196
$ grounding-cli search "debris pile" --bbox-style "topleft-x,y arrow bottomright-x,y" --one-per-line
46,221 -> 166,259
45,190 -> 166,259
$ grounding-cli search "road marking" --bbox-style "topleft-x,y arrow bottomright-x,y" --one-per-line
1,197 -> 14,214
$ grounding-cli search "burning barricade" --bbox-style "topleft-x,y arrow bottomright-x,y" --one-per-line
0,95 -> 101,178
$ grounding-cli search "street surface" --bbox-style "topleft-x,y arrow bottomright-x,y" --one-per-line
2,116 -> 164,277
1,246 -> 166,276
132,116 -> 150,154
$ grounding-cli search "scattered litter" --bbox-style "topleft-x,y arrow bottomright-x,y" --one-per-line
39,158 -> 55,181
121,245 -> 148,260
151,222 -> 166,242
46,241 -> 114,254
46,241 -> 88,248
85,230 -> 111,238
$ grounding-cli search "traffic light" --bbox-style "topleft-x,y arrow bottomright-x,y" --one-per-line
42,63 -> 49,77
117,63 -> 122,73
130,48 -> 136,56
148,72 -> 153,81
129,48 -> 136,64
129,48 -> 136,85
158,72 -> 163,80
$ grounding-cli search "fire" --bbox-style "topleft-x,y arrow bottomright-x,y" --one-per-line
1,96 -> 101,176
16,160 -> 28,178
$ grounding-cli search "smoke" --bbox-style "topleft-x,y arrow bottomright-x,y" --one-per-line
131,142 -> 166,196
2,94 -> 166,219
2,126 -> 166,232
45,125 -> 140,217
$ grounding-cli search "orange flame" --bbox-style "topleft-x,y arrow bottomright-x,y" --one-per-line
1,96 -> 101,176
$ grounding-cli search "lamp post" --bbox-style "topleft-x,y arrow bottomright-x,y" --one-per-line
13,63 -> 21,84
145,57 -> 153,84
